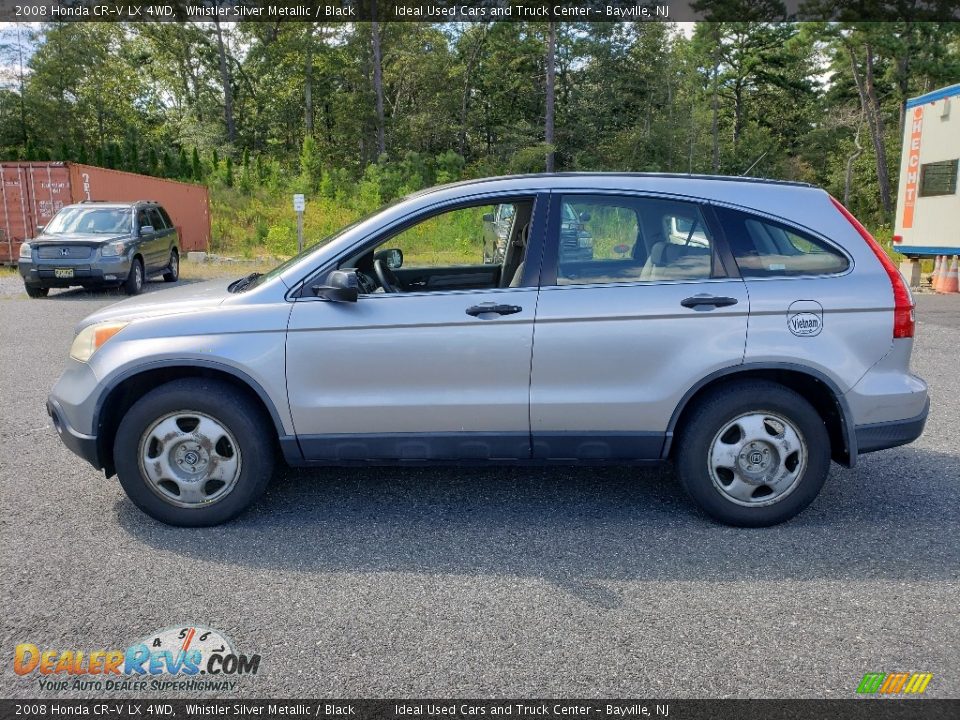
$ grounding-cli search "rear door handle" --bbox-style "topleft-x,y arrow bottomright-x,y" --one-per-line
681,295 -> 739,309
466,303 -> 523,317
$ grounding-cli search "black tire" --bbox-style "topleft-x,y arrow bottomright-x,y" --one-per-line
124,257 -> 144,295
162,249 -> 179,283
674,380 -> 830,527
113,378 -> 274,526
24,284 -> 49,298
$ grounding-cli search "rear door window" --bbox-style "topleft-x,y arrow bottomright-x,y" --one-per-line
552,195 -> 717,285
716,207 -> 849,277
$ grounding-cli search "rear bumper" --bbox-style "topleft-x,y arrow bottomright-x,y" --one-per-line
47,396 -> 101,470
854,398 -> 929,455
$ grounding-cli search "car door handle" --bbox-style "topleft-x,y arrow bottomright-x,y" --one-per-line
680,295 -> 739,309
466,303 -> 522,317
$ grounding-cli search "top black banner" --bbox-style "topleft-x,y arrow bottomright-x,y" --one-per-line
1,0 -> 958,22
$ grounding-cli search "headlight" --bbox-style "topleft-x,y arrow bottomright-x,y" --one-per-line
69,322 -> 129,362
100,240 -> 127,257
19,242 -> 31,259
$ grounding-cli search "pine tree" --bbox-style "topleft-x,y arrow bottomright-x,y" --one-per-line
225,156 -> 234,187
191,147 -> 202,180
178,147 -> 189,179
127,141 -> 140,173
162,148 -> 176,177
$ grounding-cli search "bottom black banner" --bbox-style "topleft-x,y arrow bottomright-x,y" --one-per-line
1,700 -> 958,720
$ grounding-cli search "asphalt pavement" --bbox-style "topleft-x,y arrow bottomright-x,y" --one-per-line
1,279 -> 957,699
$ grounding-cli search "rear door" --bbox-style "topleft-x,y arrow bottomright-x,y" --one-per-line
528,192 -> 749,460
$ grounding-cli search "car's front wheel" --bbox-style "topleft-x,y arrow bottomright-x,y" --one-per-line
163,249 -> 179,283
675,380 -> 830,527
113,378 -> 274,526
123,258 -> 144,295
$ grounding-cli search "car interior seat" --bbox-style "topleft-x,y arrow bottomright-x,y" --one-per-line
500,205 -> 532,288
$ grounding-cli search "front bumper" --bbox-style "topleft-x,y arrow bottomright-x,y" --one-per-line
19,255 -> 132,287
47,396 -> 101,470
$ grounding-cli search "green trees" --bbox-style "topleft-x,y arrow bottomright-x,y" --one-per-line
1,19 -> 957,229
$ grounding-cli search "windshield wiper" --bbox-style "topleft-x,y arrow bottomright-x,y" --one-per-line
228,272 -> 262,293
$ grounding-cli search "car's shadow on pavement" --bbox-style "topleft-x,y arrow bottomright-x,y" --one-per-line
115,444 -> 959,601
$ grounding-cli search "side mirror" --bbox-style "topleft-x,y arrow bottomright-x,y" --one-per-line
35,224 -> 45,233
139,225 -> 155,236
375,247 -> 403,270
579,212 -> 591,222
482,213 -> 495,223
312,269 -> 359,302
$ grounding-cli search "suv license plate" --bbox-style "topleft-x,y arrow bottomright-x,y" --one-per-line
54,268 -> 74,279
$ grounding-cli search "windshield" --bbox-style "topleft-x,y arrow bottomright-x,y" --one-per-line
45,207 -> 131,235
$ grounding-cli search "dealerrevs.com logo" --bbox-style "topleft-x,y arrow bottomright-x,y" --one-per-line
14,626 -> 260,692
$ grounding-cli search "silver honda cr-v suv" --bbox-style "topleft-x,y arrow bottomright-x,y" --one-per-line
46,174 -> 928,527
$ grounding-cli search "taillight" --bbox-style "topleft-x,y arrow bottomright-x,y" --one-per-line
829,196 -> 915,339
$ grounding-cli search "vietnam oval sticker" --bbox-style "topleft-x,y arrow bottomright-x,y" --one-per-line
788,301 -> 824,337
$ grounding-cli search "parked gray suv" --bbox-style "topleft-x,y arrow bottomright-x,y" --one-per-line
18,201 -> 180,297
46,174 -> 928,527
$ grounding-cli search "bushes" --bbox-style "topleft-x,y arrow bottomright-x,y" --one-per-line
204,147 -> 484,259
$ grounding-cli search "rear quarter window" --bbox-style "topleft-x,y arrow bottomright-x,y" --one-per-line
716,207 -> 849,277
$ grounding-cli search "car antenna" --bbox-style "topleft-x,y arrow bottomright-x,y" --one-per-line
741,151 -> 768,177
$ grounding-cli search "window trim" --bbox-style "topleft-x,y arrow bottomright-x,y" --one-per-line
289,191 -> 549,300
538,190 -> 733,288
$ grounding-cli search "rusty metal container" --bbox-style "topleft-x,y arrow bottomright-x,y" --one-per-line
0,162 -> 210,263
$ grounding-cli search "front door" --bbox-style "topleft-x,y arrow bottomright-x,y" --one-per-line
285,195 -> 545,461
135,208 -> 160,270
529,192 -> 750,460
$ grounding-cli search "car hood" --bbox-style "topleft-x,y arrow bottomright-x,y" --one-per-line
79,279 -> 233,329
30,232 -> 128,245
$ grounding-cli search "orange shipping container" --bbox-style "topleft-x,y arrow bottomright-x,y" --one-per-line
0,162 -> 210,264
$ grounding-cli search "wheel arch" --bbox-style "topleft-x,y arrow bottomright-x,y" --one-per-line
94,360 -> 295,477
664,363 -> 857,467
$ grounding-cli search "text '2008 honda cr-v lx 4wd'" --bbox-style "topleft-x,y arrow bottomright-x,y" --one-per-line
46,173 -> 929,527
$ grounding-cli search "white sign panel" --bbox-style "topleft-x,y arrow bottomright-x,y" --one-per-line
293,194 -> 306,212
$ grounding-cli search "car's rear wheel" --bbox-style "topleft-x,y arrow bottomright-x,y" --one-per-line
123,258 -> 144,295
163,249 -> 179,283
24,283 -> 49,298
675,380 -> 830,527
113,378 -> 274,526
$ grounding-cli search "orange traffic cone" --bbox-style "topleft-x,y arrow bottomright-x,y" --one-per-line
939,256 -> 960,294
931,255 -> 943,290
934,255 -> 947,292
